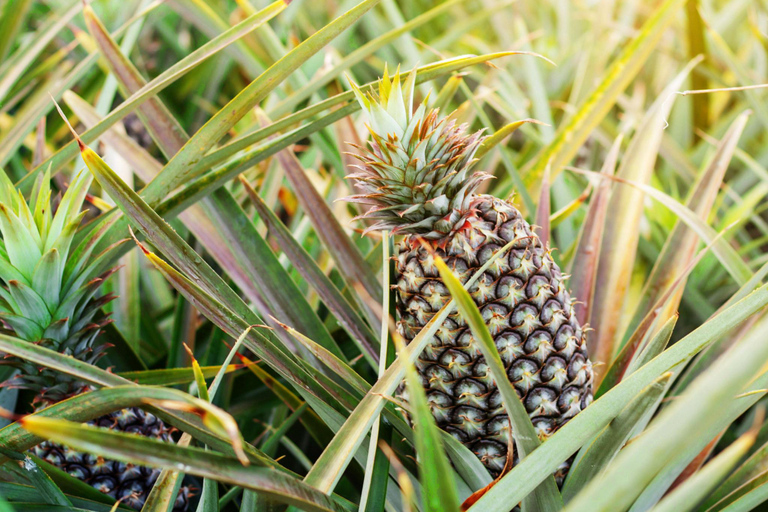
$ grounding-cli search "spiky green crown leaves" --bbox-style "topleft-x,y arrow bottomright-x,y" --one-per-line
0,169 -> 121,400
346,68 -> 490,239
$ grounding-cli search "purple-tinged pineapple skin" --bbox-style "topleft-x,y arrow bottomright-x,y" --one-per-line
32,405 -> 192,511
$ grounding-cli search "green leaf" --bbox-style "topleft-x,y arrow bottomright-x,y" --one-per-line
0,0 -> 80,104
623,111 -> 750,347
0,337 -> 268,467
17,0 -> 286,191
144,0 -> 384,204
4,455 -> 71,507
8,279 -> 50,329
82,3 -> 189,159
562,373 -> 672,502
154,52 -> 525,218
557,315 -> 768,512
0,481 -> 123,511
117,364 -> 240,386
31,249 -> 62,312
519,0 -> 687,191
587,58 -> 698,382
0,203 -> 42,278
597,226 -> 724,395
241,177 -> 379,366
274,145 -> 382,307
702,437 -> 768,510
359,230 -> 395,512
568,134 -> 621,326
268,0 -> 467,117
650,428 -> 755,512
0,0 -> 33,63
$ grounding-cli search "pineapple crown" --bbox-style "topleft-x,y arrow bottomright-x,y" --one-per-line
0,168 -> 121,401
346,67 -> 491,239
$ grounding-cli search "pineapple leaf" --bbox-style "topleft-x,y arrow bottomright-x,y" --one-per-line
116,365 -> 240,387
7,279 -> 51,330
0,203 -> 42,278
158,52 -> 527,216
588,58 -> 697,383
0,0 -> 80,105
82,2 -> 189,159
268,0 -> 466,117
520,0 -> 687,193
0,338 -> 273,467
31,248 -> 62,312
18,0 -> 286,191
597,224 -> 725,396
561,372 -> 672,501
138,245 -> 348,411
568,134 -> 621,327
29,456 -> 124,510
561,314 -> 768,512
273,145 -> 382,305
1,455 -> 71,507
241,177 -> 379,366
624,111 -> 750,344
238,352 -> 334,449
359,230 -> 394,512
650,427 -> 756,512
144,0 -> 383,204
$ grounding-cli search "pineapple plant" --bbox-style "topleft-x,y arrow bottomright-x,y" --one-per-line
0,169 -> 190,510
346,70 -> 593,478
1,1 -> 768,512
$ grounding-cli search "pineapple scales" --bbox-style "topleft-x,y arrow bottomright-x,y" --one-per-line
347,70 -> 594,479
0,169 -> 190,510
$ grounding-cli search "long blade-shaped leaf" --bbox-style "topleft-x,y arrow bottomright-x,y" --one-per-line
144,0 -> 383,203
241,177 -> 379,365
519,0 -> 687,191
624,111 -> 749,339
568,134 -> 621,327
588,59 -> 697,382
650,429 -> 755,512
17,0 -> 286,191
561,309 -> 768,512
561,373 -> 671,501
274,146 -> 382,304
80,6 -> 345,364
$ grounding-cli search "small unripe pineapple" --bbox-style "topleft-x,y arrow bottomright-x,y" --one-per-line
346,69 -> 593,479
0,170 -> 190,510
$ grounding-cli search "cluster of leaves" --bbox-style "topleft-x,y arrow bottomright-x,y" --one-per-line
0,0 -> 767,511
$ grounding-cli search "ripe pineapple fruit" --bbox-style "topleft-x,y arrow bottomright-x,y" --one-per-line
0,169 -> 190,510
347,70 -> 593,479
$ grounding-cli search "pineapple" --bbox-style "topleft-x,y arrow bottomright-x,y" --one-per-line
347,70 -> 593,479
0,169 -> 190,510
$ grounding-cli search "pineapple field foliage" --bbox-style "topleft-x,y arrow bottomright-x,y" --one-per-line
0,0 -> 767,510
